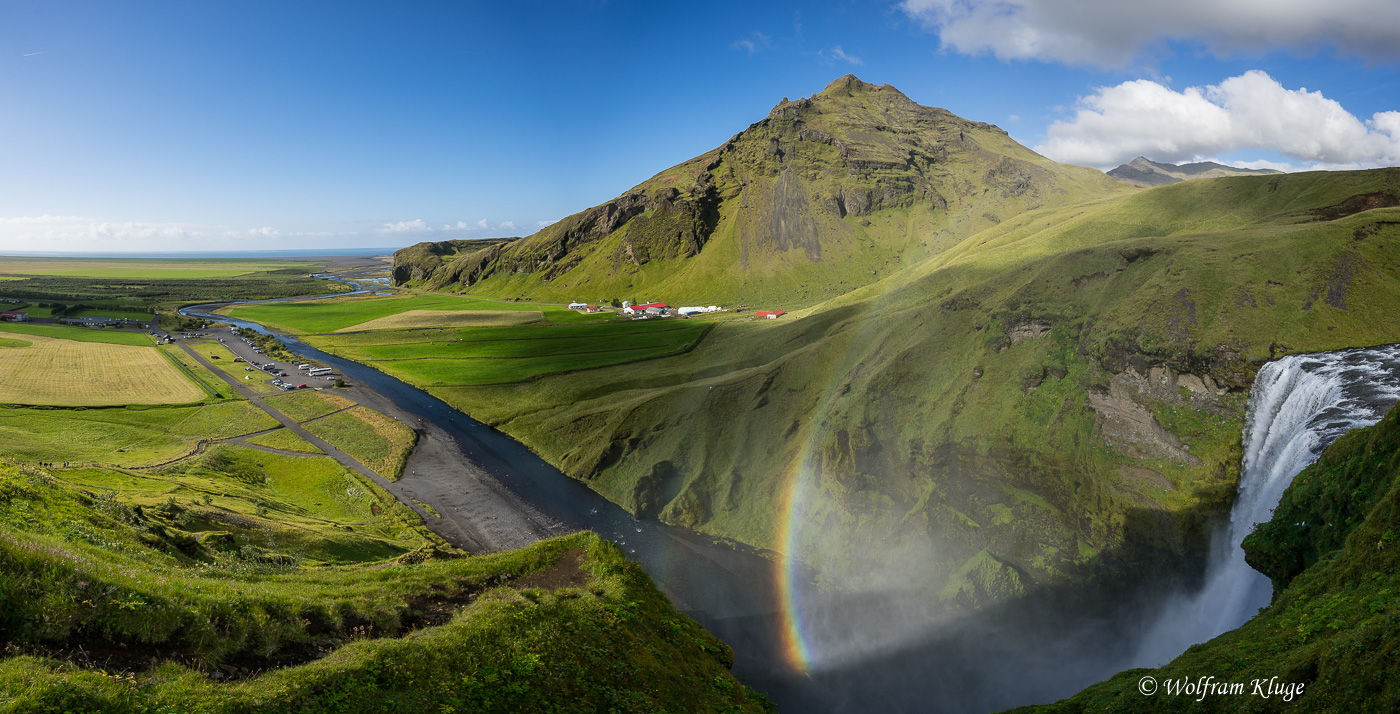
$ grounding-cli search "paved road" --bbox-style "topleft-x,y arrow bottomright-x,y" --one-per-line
178,334 -> 564,553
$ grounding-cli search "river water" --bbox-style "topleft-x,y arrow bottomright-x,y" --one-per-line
183,285 -> 1400,712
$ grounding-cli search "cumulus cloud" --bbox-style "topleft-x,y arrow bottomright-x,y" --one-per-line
536,219 -> 557,227
901,0 -> 1400,66
248,226 -> 280,237
0,216 -> 201,251
378,218 -> 431,234
442,221 -> 474,231
500,220 -> 516,231
1034,70 -> 1400,170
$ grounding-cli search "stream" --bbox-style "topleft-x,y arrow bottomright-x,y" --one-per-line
182,282 -> 1400,712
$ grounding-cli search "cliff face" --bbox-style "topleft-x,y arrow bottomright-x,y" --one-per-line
394,75 -> 1127,306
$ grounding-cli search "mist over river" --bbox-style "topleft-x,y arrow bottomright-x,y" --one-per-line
184,288 -> 1400,713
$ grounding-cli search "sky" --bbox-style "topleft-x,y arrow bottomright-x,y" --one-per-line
2,0 -> 1398,253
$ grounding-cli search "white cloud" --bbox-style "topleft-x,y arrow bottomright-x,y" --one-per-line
378,218 -> 431,234
828,46 -> 863,65
248,226 -> 280,237
730,32 -> 772,55
536,219 -> 557,227
500,220 -> 516,231
1034,70 -> 1400,170
442,221 -> 474,231
476,219 -> 490,229
900,0 -> 1400,66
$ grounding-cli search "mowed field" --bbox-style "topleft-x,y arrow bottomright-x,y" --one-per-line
305,320 -> 713,386
227,293 -> 610,333
0,331 -> 205,406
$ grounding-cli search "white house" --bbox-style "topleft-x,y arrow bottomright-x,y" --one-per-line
568,301 -> 587,310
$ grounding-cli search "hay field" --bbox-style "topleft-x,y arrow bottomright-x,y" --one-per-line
336,308 -> 543,332
304,406 -> 417,479
0,333 -> 204,405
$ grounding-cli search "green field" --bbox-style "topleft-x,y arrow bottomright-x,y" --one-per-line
227,294 -> 549,333
159,344 -> 234,399
0,321 -> 153,346
246,427 -> 323,454
303,407 -> 418,479
305,321 -> 712,386
263,389 -> 355,422
0,402 -> 279,467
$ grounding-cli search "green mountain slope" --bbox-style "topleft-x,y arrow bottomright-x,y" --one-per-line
0,460 -> 770,713
393,75 -> 1129,307
427,167 -> 1400,605
1015,399 -> 1400,712
1107,156 -> 1283,187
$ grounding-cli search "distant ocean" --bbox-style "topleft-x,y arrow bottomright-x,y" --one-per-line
0,248 -> 401,259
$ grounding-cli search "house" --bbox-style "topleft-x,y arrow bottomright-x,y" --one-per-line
1,311 -> 28,322
678,306 -> 722,316
754,310 -> 786,319
585,306 -> 602,313
624,302 -> 669,315
568,301 -> 588,310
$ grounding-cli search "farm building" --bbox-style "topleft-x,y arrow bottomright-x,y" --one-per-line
624,302 -> 669,315
0,311 -> 29,322
585,306 -> 603,313
678,306 -> 722,315
568,301 -> 587,310
755,310 -> 786,319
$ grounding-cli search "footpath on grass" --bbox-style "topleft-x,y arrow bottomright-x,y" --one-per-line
177,342 -> 565,553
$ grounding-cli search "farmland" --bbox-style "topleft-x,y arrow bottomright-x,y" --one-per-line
304,320 -> 712,387
0,331 -> 206,406
303,406 -> 417,479
0,321 -> 154,346
225,290 -> 620,333
0,256 -> 327,279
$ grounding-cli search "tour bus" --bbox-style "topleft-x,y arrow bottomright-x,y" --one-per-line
308,367 -> 333,377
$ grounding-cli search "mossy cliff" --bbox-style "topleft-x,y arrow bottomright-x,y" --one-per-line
393,75 -> 1128,306
1016,401 -> 1400,712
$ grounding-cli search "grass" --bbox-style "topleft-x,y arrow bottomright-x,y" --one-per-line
0,402 -> 279,468
199,342 -> 280,394
303,407 -> 418,479
0,322 -> 154,346
159,344 -> 235,399
262,390 -> 355,422
0,331 -> 206,406
245,428 -> 324,454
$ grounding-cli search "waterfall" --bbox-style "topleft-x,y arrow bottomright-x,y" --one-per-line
1130,344 -> 1400,668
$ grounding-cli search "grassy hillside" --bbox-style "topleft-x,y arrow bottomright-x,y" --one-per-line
393,75 -> 1130,308
1015,400 -> 1400,712
401,167 -> 1400,607
0,460 -> 770,713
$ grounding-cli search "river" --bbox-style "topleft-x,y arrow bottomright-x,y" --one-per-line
181,283 -> 1400,712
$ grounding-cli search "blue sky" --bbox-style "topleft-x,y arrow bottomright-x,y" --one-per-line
2,0 -> 1398,252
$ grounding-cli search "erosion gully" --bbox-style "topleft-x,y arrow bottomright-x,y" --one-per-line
182,278 -> 1400,713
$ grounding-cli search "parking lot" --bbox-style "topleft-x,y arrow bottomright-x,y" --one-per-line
184,325 -> 346,392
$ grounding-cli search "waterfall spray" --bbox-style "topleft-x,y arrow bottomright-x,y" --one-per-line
1130,344 -> 1400,667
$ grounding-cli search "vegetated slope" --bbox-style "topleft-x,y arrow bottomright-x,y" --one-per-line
392,75 -> 1128,307
1107,156 -> 1283,187
432,167 -> 1400,607
0,461 -> 771,713
1016,400 -> 1400,712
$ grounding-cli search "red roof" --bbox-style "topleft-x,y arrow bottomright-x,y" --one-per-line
633,302 -> 669,310
755,309 -> 786,318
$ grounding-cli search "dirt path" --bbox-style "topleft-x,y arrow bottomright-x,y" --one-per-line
178,341 -> 563,552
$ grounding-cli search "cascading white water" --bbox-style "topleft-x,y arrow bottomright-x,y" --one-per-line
1130,344 -> 1400,668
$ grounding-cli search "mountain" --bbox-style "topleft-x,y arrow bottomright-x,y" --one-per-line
1108,156 -> 1283,187
393,75 -> 1128,307
1018,400 -> 1400,712
437,164 -> 1400,610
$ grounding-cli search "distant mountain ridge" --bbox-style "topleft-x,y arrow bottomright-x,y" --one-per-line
1107,155 -> 1283,186
393,75 -> 1126,306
